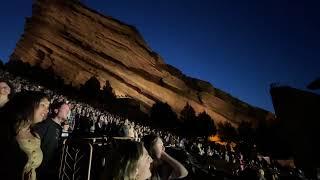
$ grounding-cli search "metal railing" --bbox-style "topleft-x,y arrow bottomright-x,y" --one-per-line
58,136 -> 110,180
59,139 -> 93,180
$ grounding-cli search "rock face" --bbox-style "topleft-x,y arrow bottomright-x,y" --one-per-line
10,0 -> 273,126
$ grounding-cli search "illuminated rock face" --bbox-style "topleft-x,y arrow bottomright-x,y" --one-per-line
10,0 -> 273,126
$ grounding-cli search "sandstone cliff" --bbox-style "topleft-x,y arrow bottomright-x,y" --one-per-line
10,0 -> 274,126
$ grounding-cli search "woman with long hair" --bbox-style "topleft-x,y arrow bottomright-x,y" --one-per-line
101,139 -> 153,180
1,91 -> 50,180
142,134 -> 188,180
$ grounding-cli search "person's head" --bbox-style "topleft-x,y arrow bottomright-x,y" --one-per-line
49,101 -> 70,122
118,124 -> 132,138
33,95 -> 50,123
258,169 -> 265,177
103,140 -> 153,180
0,80 -> 11,96
0,79 -> 14,107
142,134 -> 164,159
1,91 -> 50,133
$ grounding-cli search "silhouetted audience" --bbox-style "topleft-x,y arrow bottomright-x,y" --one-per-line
0,68 -> 311,180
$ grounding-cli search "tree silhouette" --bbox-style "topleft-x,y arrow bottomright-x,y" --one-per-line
101,80 -> 116,103
150,101 -> 178,129
218,122 -> 238,143
238,121 -> 255,144
197,111 -> 217,137
5,60 -> 31,76
80,76 -> 101,98
180,103 -> 197,136
44,67 -> 65,89
180,103 -> 197,122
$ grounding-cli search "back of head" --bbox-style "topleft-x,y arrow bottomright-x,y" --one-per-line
101,140 -> 144,180
48,100 -> 66,118
142,134 -> 158,159
117,124 -> 132,138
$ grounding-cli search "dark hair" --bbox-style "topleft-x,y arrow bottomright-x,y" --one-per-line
118,124 -> 130,137
50,100 -> 66,111
48,100 -> 67,118
1,91 -> 49,137
142,134 -> 159,159
101,140 -> 144,180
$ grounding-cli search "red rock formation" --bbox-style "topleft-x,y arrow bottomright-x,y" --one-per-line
10,0 -> 274,126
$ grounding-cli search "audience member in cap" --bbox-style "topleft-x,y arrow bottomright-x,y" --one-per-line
100,140 -> 153,180
1,91 -> 50,180
143,134 -> 188,180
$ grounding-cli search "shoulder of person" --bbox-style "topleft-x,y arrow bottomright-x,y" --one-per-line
32,120 -> 43,128
157,161 -> 173,180
32,119 -> 51,137
40,119 -> 54,127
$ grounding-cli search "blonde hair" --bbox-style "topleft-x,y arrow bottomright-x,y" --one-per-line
101,140 -> 144,180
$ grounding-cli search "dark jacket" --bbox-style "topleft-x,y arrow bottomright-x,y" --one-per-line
1,119 -> 27,180
32,118 -> 62,180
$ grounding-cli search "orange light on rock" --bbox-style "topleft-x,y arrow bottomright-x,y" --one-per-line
208,135 -> 227,145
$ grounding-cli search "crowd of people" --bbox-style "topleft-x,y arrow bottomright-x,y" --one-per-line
0,68 -> 312,180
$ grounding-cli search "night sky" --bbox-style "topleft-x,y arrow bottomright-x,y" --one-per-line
1,0 -> 319,112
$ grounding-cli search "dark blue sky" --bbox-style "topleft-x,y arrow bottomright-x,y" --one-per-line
1,0 -> 319,112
